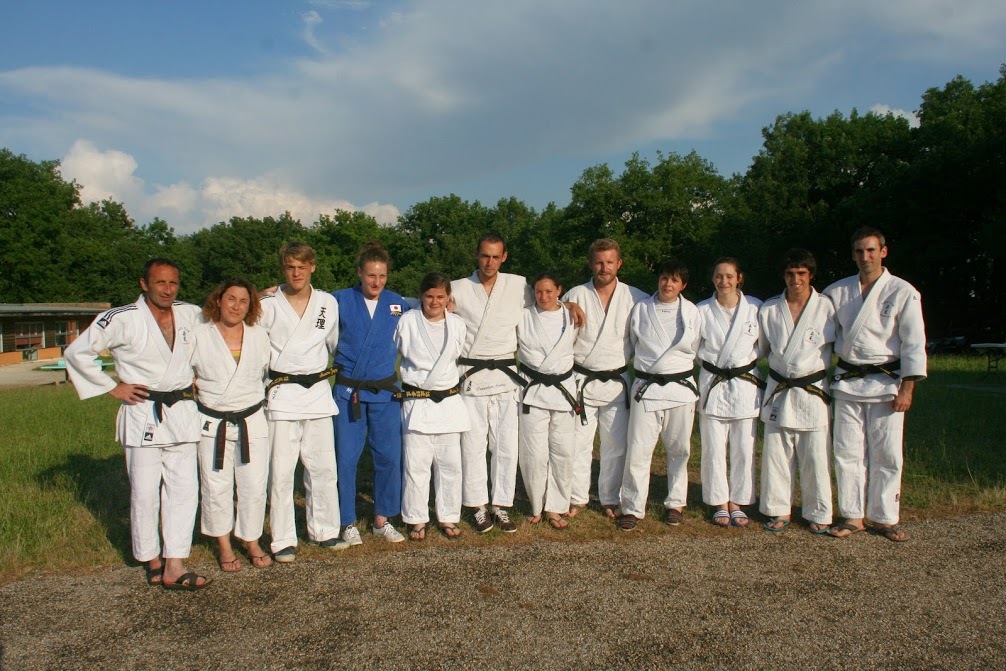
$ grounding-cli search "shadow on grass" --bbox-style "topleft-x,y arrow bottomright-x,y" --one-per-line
36,453 -> 133,563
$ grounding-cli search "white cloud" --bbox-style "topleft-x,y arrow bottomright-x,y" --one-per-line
869,104 -> 921,128
57,140 -> 399,233
4,1 -> 1005,215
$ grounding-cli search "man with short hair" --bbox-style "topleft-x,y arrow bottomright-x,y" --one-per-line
562,238 -> 647,519
758,249 -> 835,534
259,242 -> 343,562
451,233 -> 533,533
65,258 -> 210,590
824,227 -> 926,541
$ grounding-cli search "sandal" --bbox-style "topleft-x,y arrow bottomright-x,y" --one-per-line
563,504 -> 587,519
711,509 -> 730,527
547,514 -> 569,530
219,555 -> 241,572
762,518 -> 790,533
617,514 -> 638,531
808,523 -> 830,535
663,508 -> 685,526
439,524 -> 462,539
730,510 -> 750,528
162,572 -> 212,591
409,525 -> 427,541
827,521 -> 865,538
874,524 -> 910,542
144,561 -> 163,586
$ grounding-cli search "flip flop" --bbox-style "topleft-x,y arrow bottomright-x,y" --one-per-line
874,524 -> 910,542
808,523 -> 831,535
827,522 -> 865,538
730,510 -> 750,527
711,509 -> 731,527
563,504 -> 587,519
547,515 -> 569,530
219,557 -> 241,572
762,518 -> 790,533
248,553 -> 273,568
439,524 -> 462,539
162,572 -> 212,591
144,562 -> 163,586
409,525 -> 427,541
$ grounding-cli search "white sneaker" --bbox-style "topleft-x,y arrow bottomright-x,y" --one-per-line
372,522 -> 405,543
341,525 -> 363,546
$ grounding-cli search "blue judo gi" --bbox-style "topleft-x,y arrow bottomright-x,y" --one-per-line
332,285 -> 408,526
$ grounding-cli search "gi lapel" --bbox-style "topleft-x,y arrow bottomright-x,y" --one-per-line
714,293 -> 750,369
645,296 -> 688,370
348,286 -> 380,379
580,280 -> 619,369
840,269 -> 892,360
464,272 -> 498,356
780,289 -> 822,366
138,296 -> 173,368
211,322 -> 241,398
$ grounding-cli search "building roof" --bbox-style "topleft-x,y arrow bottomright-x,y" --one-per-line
0,303 -> 111,317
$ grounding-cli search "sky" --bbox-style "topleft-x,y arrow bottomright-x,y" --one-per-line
1,1 -> 1003,234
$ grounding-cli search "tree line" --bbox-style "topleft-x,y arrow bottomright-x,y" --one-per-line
1,67 -> 1003,340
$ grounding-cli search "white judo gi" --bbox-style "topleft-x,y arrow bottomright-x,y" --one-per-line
189,322 -> 271,542
563,280 -> 648,509
824,269 -> 927,524
757,289 -> 836,525
259,288 -> 341,551
395,311 -> 470,526
696,293 -> 763,508
620,295 -> 702,519
516,304 -> 579,517
65,296 -> 201,563
451,272 -> 533,508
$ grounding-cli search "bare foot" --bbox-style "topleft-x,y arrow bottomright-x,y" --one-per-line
602,505 -> 620,520
528,514 -> 542,524
563,504 -> 587,519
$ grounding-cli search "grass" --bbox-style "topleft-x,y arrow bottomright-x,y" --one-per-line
1,354 -> 1003,584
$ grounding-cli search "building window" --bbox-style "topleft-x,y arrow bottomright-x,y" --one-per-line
54,320 -> 78,346
15,321 -> 45,350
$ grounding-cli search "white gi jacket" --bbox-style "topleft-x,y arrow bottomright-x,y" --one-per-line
824,269 -> 927,402
696,293 -> 763,419
189,322 -> 271,442
516,305 -> 578,411
65,296 -> 201,446
629,295 -> 702,411
258,287 -> 340,420
758,289 -> 836,430
395,311 -> 470,434
563,279 -> 648,405
451,272 -> 533,395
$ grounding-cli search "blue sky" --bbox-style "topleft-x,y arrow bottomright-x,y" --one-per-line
1,1 -> 1003,233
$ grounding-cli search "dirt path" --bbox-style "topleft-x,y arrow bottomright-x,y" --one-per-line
2,512 -> 1004,670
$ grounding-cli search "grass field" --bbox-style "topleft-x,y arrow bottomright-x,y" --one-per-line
1,354 -> 1003,584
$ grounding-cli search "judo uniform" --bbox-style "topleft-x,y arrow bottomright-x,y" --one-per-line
451,272 -> 533,508
620,295 -> 702,519
259,287 -> 341,551
696,293 -> 763,508
563,280 -> 648,509
395,310 -> 469,525
758,289 -> 835,525
516,305 -> 579,516
824,269 -> 927,524
189,322 -> 271,542
332,285 -> 409,526
65,296 -> 201,563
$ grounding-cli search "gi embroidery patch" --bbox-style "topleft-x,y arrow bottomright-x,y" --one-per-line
144,424 -> 156,442
769,408 -> 778,422
880,301 -> 894,317
390,304 -> 402,316
315,306 -> 327,329
203,420 -> 211,431
179,327 -> 191,344
744,321 -> 757,336
805,328 -> 820,344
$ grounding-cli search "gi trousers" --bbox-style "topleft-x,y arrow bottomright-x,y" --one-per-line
759,424 -> 833,525
833,398 -> 905,525
569,398 -> 630,508
334,398 -> 403,525
518,404 -> 575,516
123,442 -> 198,562
401,431 -> 463,525
620,402 -> 696,519
460,389 -> 520,508
699,415 -> 757,507
197,432 -> 270,541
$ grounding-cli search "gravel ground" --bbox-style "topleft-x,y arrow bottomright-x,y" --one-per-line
2,512 -> 1005,670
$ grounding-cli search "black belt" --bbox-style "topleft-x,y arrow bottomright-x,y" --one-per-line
197,401 -> 263,470
632,369 -> 698,402
573,363 -> 629,424
145,385 -> 195,423
458,357 -> 527,389
518,363 -> 582,417
700,360 -> 766,410
764,368 -> 831,407
393,382 -> 462,403
832,358 -> 901,383
335,372 -> 401,420
266,365 -> 342,392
